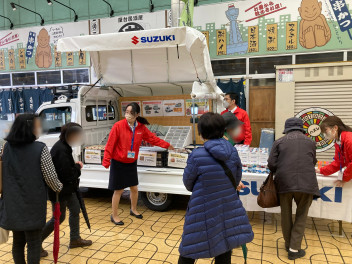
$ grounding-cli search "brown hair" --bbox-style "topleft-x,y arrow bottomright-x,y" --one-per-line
320,116 -> 352,137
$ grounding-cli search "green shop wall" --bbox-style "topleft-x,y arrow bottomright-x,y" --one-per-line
0,0 -> 171,30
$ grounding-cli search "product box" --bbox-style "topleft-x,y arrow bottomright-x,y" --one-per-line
168,152 -> 188,168
84,149 -> 103,164
137,151 -> 157,167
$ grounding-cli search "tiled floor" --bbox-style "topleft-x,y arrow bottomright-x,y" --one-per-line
0,191 -> 352,264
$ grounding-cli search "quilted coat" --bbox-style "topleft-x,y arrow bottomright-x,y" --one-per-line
179,138 -> 254,259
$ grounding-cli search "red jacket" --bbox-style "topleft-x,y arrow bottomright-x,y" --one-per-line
103,119 -> 170,168
320,131 -> 352,182
221,107 -> 252,145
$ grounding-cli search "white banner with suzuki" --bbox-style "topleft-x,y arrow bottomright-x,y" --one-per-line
57,26 -> 223,99
240,174 -> 351,222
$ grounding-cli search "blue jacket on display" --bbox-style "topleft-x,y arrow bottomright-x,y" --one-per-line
179,138 -> 254,259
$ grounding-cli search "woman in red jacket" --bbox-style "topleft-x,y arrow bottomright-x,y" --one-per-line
318,116 -> 352,187
103,102 -> 173,225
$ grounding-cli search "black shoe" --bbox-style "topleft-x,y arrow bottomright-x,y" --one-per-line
288,249 -> 306,260
130,210 -> 143,219
40,248 -> 48,258
110,215 -> 124,225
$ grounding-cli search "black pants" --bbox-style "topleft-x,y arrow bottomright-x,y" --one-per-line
42,193 -> 81,243
12,230 -> 41,264
178,251 -> 232,264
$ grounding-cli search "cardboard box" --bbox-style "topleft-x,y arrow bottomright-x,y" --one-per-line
168,152 -> 188,168
137,151 -> 157,167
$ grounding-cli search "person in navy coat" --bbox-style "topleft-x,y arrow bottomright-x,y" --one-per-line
178,112 -> 254,264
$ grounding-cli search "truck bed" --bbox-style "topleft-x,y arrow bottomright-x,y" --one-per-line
80,165 -> 191,195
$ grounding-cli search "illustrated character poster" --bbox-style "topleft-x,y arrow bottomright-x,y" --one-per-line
192,0 -> 352,59
0,21 -> 89,72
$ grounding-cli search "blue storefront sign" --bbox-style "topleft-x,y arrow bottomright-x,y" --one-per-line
26,31 -> 36,64
329,0 -> 352,39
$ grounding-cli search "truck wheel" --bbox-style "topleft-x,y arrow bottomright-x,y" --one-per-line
141,192 -> 173,211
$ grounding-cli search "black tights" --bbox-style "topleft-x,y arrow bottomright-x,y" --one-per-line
12,230 -> 42,264
178,250 -> 232,264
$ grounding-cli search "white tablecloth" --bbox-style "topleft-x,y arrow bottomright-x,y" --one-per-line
240,173 -> 351,222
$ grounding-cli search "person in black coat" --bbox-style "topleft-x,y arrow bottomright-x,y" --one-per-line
41,123 -> 92,257
0,114 -> 63,264
268,117 -> 320,261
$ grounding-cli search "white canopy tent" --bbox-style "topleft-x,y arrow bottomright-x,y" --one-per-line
57,27 -> 223,101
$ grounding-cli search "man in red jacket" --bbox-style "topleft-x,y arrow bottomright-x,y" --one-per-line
221,93 -> 252,145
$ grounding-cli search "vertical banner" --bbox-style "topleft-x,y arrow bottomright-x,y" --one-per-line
202,31 -> 210,50
0,50 -> 5,70
79,50 -> 86,65
286,22 -> 298,50
18,48 -> 26,69
66,52 -> 74,66
25,32 -> 36,64
266,24 -> 278,51
248,26 -> 259,53
8,49 -> 15,70
216,29 -> 227,55
54,46 -> 62,67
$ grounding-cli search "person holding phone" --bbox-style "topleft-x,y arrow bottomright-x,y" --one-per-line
103,102 -> 174,225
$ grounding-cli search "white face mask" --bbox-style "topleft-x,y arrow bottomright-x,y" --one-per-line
223,100 -> 230,109
34,127 -> 43,139
125,113 -> 136,123
323,129 -> 337,141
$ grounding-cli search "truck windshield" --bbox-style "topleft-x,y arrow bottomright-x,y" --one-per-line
39,107 -> 72,134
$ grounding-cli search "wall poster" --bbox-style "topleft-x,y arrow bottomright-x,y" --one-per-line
193,0 -> 352,59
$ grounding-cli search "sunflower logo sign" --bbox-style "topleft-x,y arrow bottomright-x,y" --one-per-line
295,108 -> 335,152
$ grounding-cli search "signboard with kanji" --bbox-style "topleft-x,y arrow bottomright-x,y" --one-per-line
79,50 -> 86,65
266,24 -> 278,51
248,26 -> 259,53
19,48 -> 26,69
216,29 -> 227,55
286,22 -> 298,50
8,49 -> 15,70
0,50 -> 5,70
54,45 -> 62,67
66,52 -> 74,66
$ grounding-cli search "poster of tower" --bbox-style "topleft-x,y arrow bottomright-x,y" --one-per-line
193,0 -> 352,59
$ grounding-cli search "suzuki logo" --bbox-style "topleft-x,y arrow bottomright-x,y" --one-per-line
131,36 -> 139,45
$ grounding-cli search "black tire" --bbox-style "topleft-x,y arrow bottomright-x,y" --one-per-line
140,192 -> 174,211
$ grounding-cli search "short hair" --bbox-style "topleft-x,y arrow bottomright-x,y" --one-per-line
198,112 -> 225,140
225,93 -> 239,104
60,122 -> 82,141
5,114 -> 38,145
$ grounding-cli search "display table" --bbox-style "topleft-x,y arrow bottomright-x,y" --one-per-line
240,173 -> 351,223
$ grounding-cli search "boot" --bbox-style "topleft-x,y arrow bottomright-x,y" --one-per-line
69,238 -> 93,249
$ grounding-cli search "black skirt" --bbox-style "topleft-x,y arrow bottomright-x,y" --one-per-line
108,159 -> 138,190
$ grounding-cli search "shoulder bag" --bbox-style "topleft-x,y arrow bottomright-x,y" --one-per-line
257,172 -> 279,208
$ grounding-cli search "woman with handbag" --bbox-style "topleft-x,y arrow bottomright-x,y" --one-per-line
0,114 -> 63,264
178,112 -> 254,264
268,117 -> 320,260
